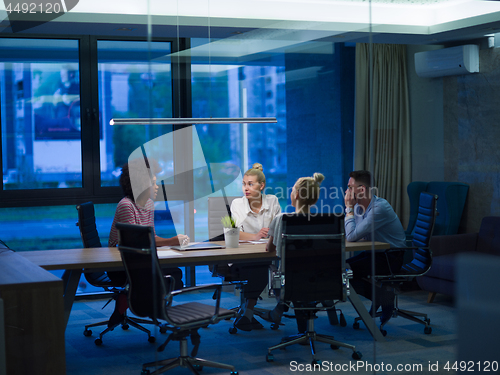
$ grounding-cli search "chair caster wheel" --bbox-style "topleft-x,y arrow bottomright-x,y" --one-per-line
330,344 -> 339,350
352,351 -> 362,360
159,325 -> 167,334
424,326 -> 432,334
353,322 -> 360,330
148,336 -> 156,343
266,353 -> 274,362
83,329 -> 92,337
193,364 -> 203,371
122,323 -> 129,330
229,327 -> 237,334
380,329 -> 387,337
271,323 -> 279,330
141,369 -> 150,375
94,338 -> 103,346
230,371 -> 239,375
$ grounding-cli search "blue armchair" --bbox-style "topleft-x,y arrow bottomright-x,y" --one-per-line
406,181 -> 469,240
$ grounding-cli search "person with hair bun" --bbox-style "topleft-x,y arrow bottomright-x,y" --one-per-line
260,173 -> 329,332
230,163 -> 281,241
229,163 -> 282,331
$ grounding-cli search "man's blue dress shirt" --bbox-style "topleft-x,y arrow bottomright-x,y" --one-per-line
345,195 -> 406,248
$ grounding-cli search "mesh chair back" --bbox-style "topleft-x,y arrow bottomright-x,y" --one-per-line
116,222 -> 167,321
208,196 -> 239,241
401,192 -> 438,274
77,202 -> 102,248
280,214 -> 346,303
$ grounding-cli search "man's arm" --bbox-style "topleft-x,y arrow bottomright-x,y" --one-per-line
344,202 -> 392,242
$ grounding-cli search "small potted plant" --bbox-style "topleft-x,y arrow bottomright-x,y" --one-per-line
221,215 -> 239,248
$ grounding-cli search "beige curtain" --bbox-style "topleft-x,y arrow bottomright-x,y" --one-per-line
354,43 -> 411,227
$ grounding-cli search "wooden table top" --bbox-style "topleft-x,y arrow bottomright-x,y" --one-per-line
19,240 -> 389,271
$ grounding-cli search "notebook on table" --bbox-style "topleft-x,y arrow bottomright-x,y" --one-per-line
170,242 -> 224,251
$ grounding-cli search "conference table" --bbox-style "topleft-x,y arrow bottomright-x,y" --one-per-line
20,239 -> 390,341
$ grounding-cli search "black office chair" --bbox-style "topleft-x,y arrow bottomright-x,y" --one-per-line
76,201 -> 157,345
115,222 -> 238,375
353,192 -> 438,336
266,214 -> 362,364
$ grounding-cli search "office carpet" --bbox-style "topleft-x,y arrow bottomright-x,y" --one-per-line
65,290 -> 457,375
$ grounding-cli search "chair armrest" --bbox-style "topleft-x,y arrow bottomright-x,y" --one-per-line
429,233 -> 478,257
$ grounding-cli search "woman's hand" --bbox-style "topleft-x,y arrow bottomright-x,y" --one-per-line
176,234 -> 189,246
253,227 -> 269,240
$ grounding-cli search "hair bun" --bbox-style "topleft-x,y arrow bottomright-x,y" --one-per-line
313,173 -> 325,185
252,163 -> 263,172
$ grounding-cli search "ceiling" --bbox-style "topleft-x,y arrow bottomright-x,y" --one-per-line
1,0 -> 500,54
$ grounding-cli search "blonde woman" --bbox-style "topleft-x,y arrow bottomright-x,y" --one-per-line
261,173 -> 329,332
230,163 -> 281,240
230,163 -> 282,331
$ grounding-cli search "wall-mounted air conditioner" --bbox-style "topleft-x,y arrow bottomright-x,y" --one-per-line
414,45 -> 479,78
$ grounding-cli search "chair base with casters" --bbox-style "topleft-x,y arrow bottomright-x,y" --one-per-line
210,263 -> 277,333
352,285 -> 432,336
83,290 -> 164,345
266,308 -> 362,364
82,289 -> 165,345
141,316 -> 238,375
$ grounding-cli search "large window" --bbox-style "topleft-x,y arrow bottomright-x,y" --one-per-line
0,38 -> 82,190
97,40 -> 174,187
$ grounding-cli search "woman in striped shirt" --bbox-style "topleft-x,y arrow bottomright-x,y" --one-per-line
108,158 -> 189,248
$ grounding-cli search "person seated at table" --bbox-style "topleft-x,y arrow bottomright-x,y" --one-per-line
344,170 -> 406,324
229,163 -> 282,331
230,163 -> 282,240
260,172 -> 329,332
108,157 -> 189,289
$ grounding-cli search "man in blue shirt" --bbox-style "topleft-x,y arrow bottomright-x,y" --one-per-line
344,170 -> 406,324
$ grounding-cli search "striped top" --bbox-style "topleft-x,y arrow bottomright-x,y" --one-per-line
108,197 -> 156,247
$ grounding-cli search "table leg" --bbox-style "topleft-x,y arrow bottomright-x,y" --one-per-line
61,269 -> 82,329
348,286 -> 386,342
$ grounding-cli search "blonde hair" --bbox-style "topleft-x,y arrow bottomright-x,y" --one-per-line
294,173 -> 325,209
244,163 -> 266,185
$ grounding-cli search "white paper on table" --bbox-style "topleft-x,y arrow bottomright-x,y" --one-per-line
157,249 -> 184,257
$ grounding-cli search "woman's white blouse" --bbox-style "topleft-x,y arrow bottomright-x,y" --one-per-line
230,194 -> 281,233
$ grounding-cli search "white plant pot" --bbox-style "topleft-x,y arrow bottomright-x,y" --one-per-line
224,227 -> 240,248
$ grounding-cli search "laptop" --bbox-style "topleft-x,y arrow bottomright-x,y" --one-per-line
170,242 -> 225,251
